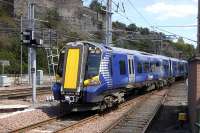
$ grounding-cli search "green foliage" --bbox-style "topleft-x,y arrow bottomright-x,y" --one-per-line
0,35 -> 48,74
172,37 -> 195,58
44,8 -> 60,28
112,21 -> 195,59
89,0 -> 106,12
139,27 -> 150,35
113,21 -> 126,30
0,8 -> 17,28
127,23 -> 137,31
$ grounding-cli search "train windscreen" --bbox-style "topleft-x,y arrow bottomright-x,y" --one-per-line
85,50 -> 101,79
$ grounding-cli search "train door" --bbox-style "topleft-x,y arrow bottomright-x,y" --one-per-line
128,55 -> 135,83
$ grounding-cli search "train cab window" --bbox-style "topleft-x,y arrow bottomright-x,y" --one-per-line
143,62 -> 149,73
119,60 -> 126,75
137,63 -> 143,73
85,50 -> 101,79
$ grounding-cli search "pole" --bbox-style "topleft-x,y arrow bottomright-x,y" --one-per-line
28,0 -> 37,104
106,0 -> 112,46
197,2 -> 200,133
31,2 -> 37,104
28,1 -> 31,85
198,0 -> 200,55
20,16 -> 23,84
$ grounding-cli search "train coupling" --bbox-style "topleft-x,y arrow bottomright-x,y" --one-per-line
63,95 -> 79,104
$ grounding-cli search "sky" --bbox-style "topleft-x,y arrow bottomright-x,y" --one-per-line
83,0 -> 198,46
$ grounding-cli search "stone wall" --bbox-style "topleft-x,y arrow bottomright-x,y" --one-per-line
13,0 -> 105,33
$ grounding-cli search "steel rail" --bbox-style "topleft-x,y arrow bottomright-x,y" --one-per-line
54,114 -> 100,133
11,115 -> 63,133
101,89 -> 168,133
0,87 -> 51,99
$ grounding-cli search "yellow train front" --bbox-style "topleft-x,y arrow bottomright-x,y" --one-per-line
52,41 -> 113,111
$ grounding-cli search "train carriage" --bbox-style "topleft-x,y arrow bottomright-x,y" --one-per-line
52,41 -> 188,111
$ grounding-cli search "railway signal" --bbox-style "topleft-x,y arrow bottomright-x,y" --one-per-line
21,29 -> 32,46
21,29 -> 43,47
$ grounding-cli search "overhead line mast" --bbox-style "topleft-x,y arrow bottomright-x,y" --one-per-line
106,0 -> 112,46
198,0 -> 200,54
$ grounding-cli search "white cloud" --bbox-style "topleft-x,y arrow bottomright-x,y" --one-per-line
193,0 -> 198,3
145,2 -> 197,20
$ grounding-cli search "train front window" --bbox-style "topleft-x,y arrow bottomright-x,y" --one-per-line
85,50 -> 101,79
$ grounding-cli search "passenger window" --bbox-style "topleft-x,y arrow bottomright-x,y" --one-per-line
155,62 -> 160,72
150,62 -> 155,72
119,60 -> 126,75
156,62 -> 160,67
143,62 -> 149,73
131,60 -> 134,74
137,63 -> 143,73
128,59 -> 132,74
110,57 -> 113,76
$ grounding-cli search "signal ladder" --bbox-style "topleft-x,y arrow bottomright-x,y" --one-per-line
45,47 -> 59,84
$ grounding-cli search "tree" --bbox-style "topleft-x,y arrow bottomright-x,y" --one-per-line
140,28 -> 150,35
89,0 -> 106,12
177,37 -> 185,44
112,21 -> 126,30
127,23 -> 137,31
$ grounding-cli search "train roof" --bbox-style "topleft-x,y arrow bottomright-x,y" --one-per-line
69,41 -> 187,63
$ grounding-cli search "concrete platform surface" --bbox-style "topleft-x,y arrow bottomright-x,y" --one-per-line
147,81 -> 191,133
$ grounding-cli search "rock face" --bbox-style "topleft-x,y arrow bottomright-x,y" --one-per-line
12,0 -> 105,32
0,0 -> 14,16
14,0 -> 83,18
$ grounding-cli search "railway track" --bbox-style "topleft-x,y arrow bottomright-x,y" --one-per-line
9,89 -> 163,133
11,112 -> 99,133
0,87 -> 51,99
102,89 -> 168,133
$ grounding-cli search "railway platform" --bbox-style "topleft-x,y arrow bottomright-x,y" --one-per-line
147,81 -> 190,133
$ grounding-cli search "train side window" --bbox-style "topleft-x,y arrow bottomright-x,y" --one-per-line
137,63 -> 143,73
155,62 -> 160,72
131,60 -> 134,74
150,62 -> 155,72
156,62 -> 160,67
128,59 -> 132,74
110,57 -> 113,76
143,62 -> 149,73
119,60 -> 126,75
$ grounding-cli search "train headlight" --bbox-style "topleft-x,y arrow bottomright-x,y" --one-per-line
84,76 -> 100,86
56,74 -> 61,82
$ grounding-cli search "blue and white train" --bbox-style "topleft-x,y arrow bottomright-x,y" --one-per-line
52,41 -> 188,111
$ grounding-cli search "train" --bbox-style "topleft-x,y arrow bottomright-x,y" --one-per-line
52,41 -> 188,111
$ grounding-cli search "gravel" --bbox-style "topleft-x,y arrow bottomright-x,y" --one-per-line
62,90 -> 167,133
0,102 -> 62,132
